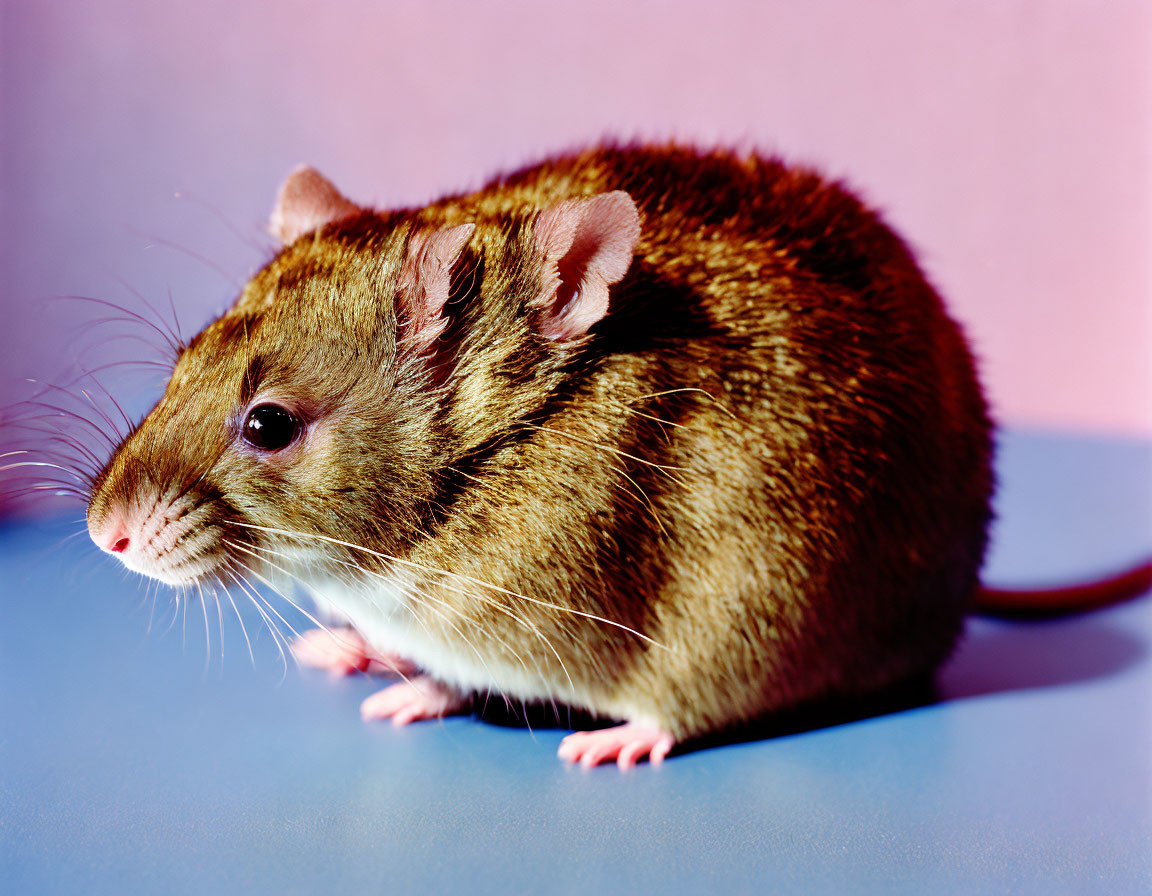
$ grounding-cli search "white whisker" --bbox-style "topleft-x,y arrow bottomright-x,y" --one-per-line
630,386 -> 739,421
224,587 -> 256,668
230,522 -> 670,651
226,544 -> 361,645
197,581 -> 212,676
159,591 -> 181,639
181,584 -> 189,650
234,533 -> 578,708
225,541 -> 425,689
226,567 -> 289,676
525,422 -> 687,480
0,460 -> 89,482
214,587 -> 225,673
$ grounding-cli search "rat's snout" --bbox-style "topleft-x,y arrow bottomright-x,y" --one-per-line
86,483 -> 223,585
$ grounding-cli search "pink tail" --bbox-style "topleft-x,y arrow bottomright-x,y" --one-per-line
976,560 -> 1152,617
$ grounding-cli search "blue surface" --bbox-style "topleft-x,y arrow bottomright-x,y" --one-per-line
2,429 -> 1150,894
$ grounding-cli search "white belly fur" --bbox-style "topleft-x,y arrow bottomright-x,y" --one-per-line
302,572 -> 576,707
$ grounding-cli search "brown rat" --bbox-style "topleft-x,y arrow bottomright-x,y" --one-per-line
85,144 -> 1000,768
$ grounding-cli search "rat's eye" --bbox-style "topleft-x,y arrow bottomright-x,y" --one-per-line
241,403 -> 301,452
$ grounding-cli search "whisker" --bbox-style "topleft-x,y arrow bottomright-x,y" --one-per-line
197,581 -> 212,676
236,538 -> 444,654
146,579 -> 159,634
49,294 -> 183,359
173,190 -> 269,255
114,276 -> 185,351
214,588 -> 226,675
159,589 -> 181,639
523,422 -> 688,481
234,537 -> 583,710
612,463 -> 671,539
79,389 -> 124,442
316,552 -> 515,697
224,586 -> 256,668
57,526 -> 95,547
69,329 -> 177,366
237,522 -> 671,650
228,552 -> 337,645
223,568 -> 288,672
0,450 -> 95,487
8,396 -> 117,448
226,567 -> 289,676
0,483 -> 88,502
232,574 -> 312,670
0,469 -> 86,487
227,543 -> 392,642
626,407 -> 688,431
5,426 -> 103,475
79,370 -> 135,433
58,358 -> 172,385
629,386 -> 740,421
226,542 -> 429,690
167,288 -> 183,343
129,228 -> 244,290
0,459 -> 89,481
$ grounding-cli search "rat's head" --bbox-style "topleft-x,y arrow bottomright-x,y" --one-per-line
86,166 -> 641,587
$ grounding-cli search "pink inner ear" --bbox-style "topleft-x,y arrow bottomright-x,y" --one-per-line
533,191 -> 641,341
268,165 -> 360,244
397,223 -> 475,351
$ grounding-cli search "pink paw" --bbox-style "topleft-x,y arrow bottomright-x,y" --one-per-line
558,722 -> 676,770
292,627 -> 370,674
291,627 -> 418,677
360,675 -> 469,726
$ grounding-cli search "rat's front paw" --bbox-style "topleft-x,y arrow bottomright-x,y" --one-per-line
292,627 -> 419,677
292,627 -> 370,674
360,675 -> 469,726
558,722 -> 676,770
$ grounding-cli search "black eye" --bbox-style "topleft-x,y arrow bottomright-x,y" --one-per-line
241,404 -> 301,452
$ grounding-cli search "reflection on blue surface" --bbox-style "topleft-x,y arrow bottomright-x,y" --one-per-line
1,430 -> 1149,894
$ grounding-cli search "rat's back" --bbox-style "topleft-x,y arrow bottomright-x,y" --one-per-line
396,145 -> 994,741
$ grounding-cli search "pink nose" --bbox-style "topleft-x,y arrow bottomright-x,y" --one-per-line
90,514 -> 132,555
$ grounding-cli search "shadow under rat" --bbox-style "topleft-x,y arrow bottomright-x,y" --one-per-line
462,610 -> 1148,759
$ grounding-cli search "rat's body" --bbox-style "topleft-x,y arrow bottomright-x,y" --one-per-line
86,145 -> 993,767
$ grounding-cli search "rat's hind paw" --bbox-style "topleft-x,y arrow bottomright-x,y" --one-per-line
292,627 -> 418,677
360,675 -> 469,726
558,722 -> 676,770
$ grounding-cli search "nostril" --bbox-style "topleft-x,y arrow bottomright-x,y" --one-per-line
89,512 -> 134,556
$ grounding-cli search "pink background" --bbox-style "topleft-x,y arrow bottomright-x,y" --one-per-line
2,0 -> 1150,478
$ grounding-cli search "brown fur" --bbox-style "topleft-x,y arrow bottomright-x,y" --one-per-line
88,144 -> 993,741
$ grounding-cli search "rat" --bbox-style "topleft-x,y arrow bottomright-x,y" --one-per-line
81,144 -> 1145,769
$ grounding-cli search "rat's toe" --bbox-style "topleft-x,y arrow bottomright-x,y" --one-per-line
360,675 -> 468,725
558,722 -> 676,770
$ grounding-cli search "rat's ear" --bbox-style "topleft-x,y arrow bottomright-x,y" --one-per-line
269,165 -> 360,244
530,191 -> 641,341
397,223 -> 476,352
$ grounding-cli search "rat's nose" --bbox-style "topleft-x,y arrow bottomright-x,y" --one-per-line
89,513 -> 132,554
